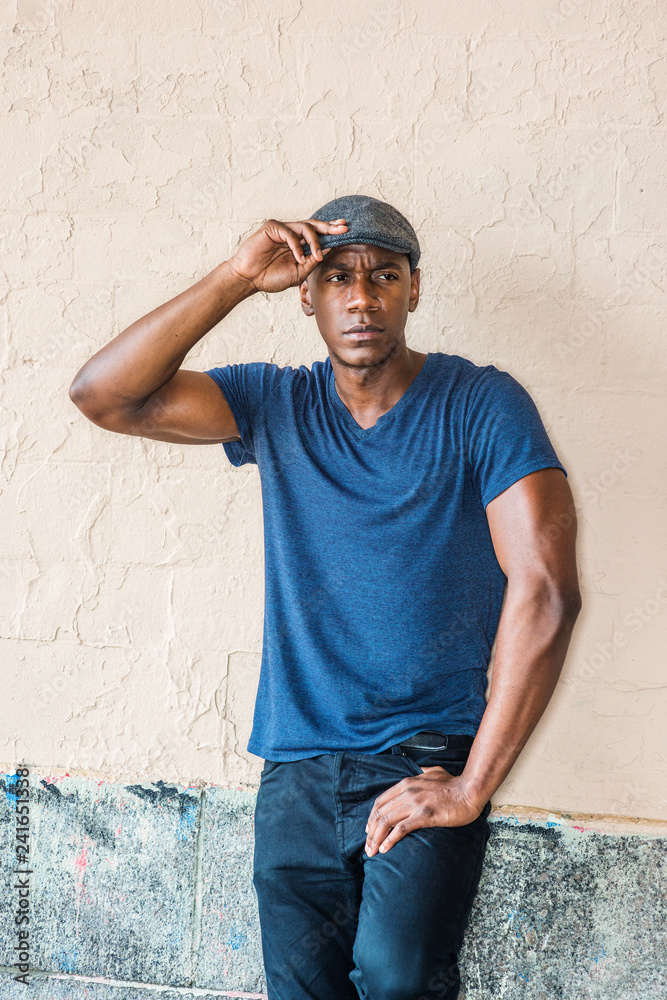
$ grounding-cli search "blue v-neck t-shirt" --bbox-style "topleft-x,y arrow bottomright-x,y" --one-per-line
204,352 -> 566,761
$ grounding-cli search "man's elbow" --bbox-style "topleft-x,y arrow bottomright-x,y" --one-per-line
69,375 -> 114,424
511,573 -> 582,625
541,578 -> 582,627
69,372 -> 94,410
69,378 -> 85,407
69,385 -> 100,423
556,586 -> 582,624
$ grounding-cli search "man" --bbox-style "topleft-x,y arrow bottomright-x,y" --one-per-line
69,194 -> 581,1000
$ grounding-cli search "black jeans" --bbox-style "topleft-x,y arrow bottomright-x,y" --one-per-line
252,733 -> 492,1000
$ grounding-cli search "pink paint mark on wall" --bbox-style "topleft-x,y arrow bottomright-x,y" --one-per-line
73,834 -> 94,938
74,839 -> 89,876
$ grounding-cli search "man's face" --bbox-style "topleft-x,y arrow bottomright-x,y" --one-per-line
300,243 -> 420,367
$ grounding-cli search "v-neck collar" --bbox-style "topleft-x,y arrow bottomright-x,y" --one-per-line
326,352 -> 434,437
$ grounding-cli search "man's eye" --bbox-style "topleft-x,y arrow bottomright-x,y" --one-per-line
326,272 -> 398,282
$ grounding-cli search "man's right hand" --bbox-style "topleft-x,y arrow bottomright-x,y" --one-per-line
227,217 -> 349,295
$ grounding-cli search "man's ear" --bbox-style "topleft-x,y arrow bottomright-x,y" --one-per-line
408,267 -> 420,313
300,277 -> 315,316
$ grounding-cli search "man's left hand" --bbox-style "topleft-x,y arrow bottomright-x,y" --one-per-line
364,766 -> 483,856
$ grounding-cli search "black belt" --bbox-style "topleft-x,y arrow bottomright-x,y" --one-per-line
378,730 -> 474,754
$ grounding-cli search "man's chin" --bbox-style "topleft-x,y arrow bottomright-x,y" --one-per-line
330,339 -> 399,368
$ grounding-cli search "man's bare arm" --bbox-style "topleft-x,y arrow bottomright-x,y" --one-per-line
68,217 -> 347,443
458,465 -> 581,809
69,263 -> 253,445
364,466 -> 581,854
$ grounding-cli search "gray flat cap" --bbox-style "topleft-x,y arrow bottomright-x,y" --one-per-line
303,194 -> 421,272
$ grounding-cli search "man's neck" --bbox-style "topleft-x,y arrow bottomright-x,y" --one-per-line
330,344 -> 429,426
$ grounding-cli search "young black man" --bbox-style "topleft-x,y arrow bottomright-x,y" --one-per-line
69,193 -> 581,1000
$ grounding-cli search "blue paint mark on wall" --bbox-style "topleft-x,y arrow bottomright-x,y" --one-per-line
177,796 -> 198,841
3,773 -> 19,807
55,948 -> 78,973
169,923 -> 185,948
228,926 -> 247,951
506,908 -> 543,944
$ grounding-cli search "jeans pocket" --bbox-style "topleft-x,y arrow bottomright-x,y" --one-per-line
407,746 -> 471,777
260,759 -> 282,777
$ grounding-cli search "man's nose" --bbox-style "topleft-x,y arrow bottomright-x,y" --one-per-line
346,277 -> 380,310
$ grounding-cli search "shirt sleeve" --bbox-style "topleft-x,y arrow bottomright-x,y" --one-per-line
203,362 -> 288,467
465,366 -> 567,509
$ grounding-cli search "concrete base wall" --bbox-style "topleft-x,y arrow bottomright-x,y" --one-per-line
1,772 -> 664,999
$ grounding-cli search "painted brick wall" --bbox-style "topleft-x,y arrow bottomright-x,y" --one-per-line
1,0 -> 666,825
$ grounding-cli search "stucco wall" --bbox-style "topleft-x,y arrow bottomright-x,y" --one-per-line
1,0 -> 666,825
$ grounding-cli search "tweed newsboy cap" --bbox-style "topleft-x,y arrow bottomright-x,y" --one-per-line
302,194 -> 421,272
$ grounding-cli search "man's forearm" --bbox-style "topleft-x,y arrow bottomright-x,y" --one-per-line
459,581 -> 581,811
69,259 -> 254,410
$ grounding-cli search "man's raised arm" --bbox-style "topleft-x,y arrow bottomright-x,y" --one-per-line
68,217 -> 347,444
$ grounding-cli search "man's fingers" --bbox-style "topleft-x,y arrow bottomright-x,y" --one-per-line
365,790 -> 414,844
312,217 -> 348,233
259,217 -> 348,279
289,221 -> 324,262
289,218 -> 347,259
267,218 -> 348,266
365,805 -> 414,855
288,217 -> 348,237
266,222 -> 307,265
374,818 -> 419,854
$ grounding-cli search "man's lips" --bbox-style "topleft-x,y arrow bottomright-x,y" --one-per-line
343,326 -> 384,340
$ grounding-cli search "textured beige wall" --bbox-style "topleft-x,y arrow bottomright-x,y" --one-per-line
1,0 -> 665,823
